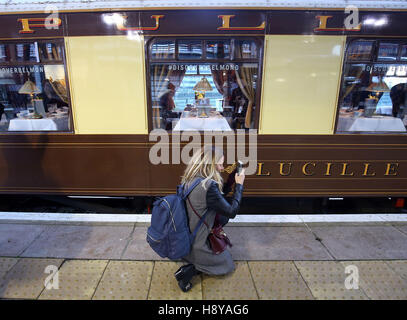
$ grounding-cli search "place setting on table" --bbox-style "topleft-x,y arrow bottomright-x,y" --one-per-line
337,106 -> 407,132
172,105 -> 232,131
8,105 -> 70,131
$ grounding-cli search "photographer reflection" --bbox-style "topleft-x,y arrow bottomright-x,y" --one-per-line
230,86 -> 248,129
159,82 -> 178,130
390,82 -> 407,119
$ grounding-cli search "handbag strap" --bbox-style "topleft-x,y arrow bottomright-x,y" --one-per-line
187,198 -> 209,239
184,178 -> 211,241
187,197 -> 210,228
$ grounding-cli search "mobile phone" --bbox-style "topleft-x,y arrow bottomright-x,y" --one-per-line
236,160 -> 243,175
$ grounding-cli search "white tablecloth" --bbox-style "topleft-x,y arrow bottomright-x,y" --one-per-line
173,116 -> 232,131
375,105 -> 393,116
8,117 -> 69,131
337,116 -> 406,132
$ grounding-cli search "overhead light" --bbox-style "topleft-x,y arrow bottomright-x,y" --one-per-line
363,18 -> 376,25
374,18 -> 387,26
363,18 -> 388,27
103,13 -> 125,26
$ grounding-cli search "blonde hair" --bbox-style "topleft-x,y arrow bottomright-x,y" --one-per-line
181,145 -> 224,192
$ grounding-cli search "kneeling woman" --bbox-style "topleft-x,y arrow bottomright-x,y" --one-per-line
175,145 -> 245,292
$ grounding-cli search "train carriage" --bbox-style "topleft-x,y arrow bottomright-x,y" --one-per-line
0,0 -> 407,204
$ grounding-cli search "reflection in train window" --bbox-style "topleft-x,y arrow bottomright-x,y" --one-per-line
337,39 -> 407,133
346,40 -> 374,61
0,40 -> 71,132
151,39 -> 175,59
178,40 -> 202,60
149,38 -> 262,131
206,40 -> 231,60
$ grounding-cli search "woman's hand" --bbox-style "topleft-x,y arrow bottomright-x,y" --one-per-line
235,168 -> 245,185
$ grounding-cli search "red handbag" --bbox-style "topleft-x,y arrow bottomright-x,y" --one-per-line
187,198 -> 232,255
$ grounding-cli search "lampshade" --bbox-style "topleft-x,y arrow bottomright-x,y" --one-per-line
365,78 -> 390,92
193,77 -> 213,92
18,80 -> 40,95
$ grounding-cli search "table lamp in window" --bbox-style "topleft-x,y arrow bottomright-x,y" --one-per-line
193,76 -> 213,117
364,76 -> 390,117
18,79 -> 41,117
366,76 -> 390,93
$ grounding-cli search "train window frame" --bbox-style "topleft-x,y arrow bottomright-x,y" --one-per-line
145,36 -> 264,133
335,38 -> 407,134
0,39 -> 74,134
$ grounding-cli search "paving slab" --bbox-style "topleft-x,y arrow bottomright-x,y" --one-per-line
122,226 -> 166,260
93,261 -> 153,300
21,225 -> 133,259
385,260 -> 407,281
0,257 -> 19,279
225,227 -> 333,260
311,226 -> 407,260
340,261 -> 407,300
148,261 -> 202,300
0,224 -> 46,256
202,261 -> 258,300
294,261 -> 368,300
394,225 -> 407,235
248,261 -> 314,300
39,260 -> 108,300
0,258 -> 63,299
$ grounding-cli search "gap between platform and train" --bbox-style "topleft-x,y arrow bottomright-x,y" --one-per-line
0,212 -> 406,226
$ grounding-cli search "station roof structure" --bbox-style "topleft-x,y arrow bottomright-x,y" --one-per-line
1,0 -> 407,12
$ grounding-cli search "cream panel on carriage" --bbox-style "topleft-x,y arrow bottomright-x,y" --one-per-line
259,35 -> 345,135
64,35 -> 148,134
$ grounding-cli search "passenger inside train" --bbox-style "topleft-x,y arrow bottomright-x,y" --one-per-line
337,39 -> 407,132
150,38 -> 259,131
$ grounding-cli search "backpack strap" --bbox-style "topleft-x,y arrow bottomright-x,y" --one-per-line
183,177 -> 208,242
187,197 -> 210,242
181,177 -> 203,200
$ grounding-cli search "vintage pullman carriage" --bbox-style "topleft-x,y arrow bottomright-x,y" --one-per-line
0,0 -> 407,200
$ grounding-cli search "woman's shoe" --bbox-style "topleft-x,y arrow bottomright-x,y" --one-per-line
177,279 -> 193,292
175,264 -> 198,292
174,264 -> 192,282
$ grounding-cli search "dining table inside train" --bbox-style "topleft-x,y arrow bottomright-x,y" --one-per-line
172,108 -> 232,131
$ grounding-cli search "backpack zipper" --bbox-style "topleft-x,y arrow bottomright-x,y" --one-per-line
162,198 -> 177,232
147,233 -> 161,242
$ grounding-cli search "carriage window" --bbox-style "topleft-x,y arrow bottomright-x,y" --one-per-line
178,40 -> 202,60
401,45 -> 407,61
206,40 -> 231,60
0,40 -> 71,132
149,38 -> 261,131
346,40 -> 374,61
378,42 -> 398,61
235,40 -> 259,59
337,39 -> 407,134
151,40 -> 175,59
0,44 -> 10,63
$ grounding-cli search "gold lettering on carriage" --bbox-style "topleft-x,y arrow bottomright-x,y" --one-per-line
256,162 -> 400,177
314,15 -> 362,32
18,17 -> 62,33
217,15 -> 266,30
114,15 -> 164,31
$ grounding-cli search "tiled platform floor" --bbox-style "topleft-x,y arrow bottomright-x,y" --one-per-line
0,222 -> 406,299
0,258 -> 405,300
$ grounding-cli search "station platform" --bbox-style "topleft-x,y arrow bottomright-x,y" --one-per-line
0,214 -> 406,300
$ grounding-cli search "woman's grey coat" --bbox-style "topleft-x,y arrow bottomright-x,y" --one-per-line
182,177 -> 243,275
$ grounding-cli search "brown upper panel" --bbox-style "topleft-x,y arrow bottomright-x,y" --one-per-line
1,9 -> 407,39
